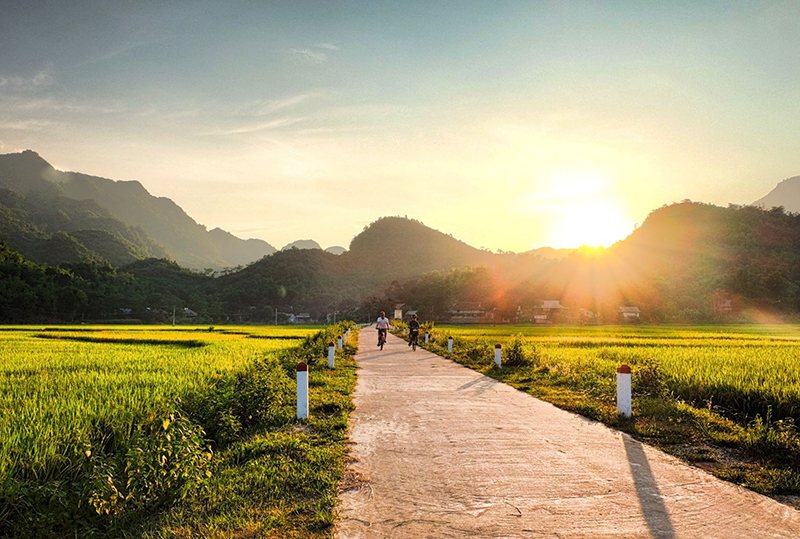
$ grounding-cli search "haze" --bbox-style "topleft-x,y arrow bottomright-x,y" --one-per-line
1,1 -> 798,251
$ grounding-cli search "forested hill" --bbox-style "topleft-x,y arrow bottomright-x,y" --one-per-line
3,202 -> 800,323
345,216 -> 494,280
337,204 -> 800,322
0,150 -> 276,269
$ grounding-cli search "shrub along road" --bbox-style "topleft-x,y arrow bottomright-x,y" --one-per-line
336,329 -> 800,538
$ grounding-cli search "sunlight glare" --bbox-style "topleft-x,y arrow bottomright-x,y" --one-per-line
521,168 -> 635,248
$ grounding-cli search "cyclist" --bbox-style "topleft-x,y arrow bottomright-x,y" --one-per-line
376,311 -> 391,348
407,313 -> 420,350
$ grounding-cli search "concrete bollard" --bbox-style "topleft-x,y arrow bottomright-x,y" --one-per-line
328,342 -> 335,369
424,332 -> 430,344
296,362 -> 309,419
447,336 -> 453,353
337,336 -> 343,350
617,364 -> 632,417
494,344 -> 502,368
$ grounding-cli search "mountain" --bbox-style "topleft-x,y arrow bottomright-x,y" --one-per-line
282,239 -> 322,251
0,187 -> 167,266
345,216 -> 494,281
0,150 -> 276,269
753,176 -> 800,213
207,227 -> 276,267
4,203 -> 800,324
215,216 -> 499,315
325,246 -> 347,255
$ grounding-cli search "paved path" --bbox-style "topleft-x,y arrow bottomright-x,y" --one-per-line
335,329 -> 800,538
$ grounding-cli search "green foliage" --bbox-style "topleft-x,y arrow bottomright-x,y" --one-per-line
504,334 -> 537,367
87,413 -> 211,518
0,324 -> 350,537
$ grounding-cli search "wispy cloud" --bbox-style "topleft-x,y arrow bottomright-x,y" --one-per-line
203,117 -> 306,136
89,35 -> 172,64
0,70 -> 54,90
255,92 -> 323,115
12,96 -> 122,114
289,48 -> 328,64
288,42 -> 339,65
0,119 -> 58,131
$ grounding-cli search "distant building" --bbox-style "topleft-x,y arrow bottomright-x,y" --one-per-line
393,303 -> 405,320
618,305 -> 641,322
534,300 -> 566,323
291,313 -> 312,323
448,304 -> 495,323
182,307 -> 198,317
404,310 -> 418,321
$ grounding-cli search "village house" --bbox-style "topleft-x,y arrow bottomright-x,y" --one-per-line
618,305 -> 641,322
534,300 -> 567,323
448,304 -> 495,323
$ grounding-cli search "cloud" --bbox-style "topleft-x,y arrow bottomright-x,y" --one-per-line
315,43 -> 339,51
289,48 -> 328,64
203,116 -> 307,136
255,92 -> 322,115
0,70 -> 54,90
11,97 -> 122,114
0,119 -> 58,131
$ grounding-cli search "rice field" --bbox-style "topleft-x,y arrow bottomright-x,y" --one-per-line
0,325 -> 318,493
432,324 -> 800,422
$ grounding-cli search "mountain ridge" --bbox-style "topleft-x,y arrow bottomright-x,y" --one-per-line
0,150 -> 276,269
753,175 -> 800,213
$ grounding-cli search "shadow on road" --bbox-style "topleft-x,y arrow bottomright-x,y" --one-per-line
623,434 -> 676,539
457,376 -> 497,394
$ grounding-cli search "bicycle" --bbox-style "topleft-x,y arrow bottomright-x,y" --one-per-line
409,331 -> 419,351
377,328 -> 387,350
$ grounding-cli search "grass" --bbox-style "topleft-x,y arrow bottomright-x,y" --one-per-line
0,323 -> 357,538
403,323 -> 800,501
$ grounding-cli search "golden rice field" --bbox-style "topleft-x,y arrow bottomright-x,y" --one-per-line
433,324 -> 800,421
0,325 -> 318,480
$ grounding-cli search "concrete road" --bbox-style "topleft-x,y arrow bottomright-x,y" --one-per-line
335,329 -> 800,538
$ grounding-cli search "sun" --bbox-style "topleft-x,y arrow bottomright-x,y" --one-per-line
549,200 -> 633,248
522,168 -> 635,249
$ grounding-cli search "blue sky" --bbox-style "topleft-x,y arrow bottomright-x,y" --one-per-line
1,1 -> 799,250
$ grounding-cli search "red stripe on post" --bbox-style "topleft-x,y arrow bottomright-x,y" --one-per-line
617,364 -> 631,374
297,362 -> 308,372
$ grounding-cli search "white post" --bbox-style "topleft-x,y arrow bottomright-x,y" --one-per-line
447,336 -> 453,353
424,332 -> 430,343
296,362 -> 309,419
337,336 -> 343,350
328,342 -> 335,369
617,364 -> 632,417
494,344 -> 502,368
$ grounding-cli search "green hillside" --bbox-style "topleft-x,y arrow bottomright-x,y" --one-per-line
0,151 -> 276,269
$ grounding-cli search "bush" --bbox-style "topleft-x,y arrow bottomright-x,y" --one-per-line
504,335 -> 538,367
87,413 -> 211,518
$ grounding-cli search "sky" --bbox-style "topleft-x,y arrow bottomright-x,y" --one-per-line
1,1 -> 799,251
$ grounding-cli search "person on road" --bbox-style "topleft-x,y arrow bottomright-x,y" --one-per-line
408,313 -> 420,348
376,311 -> 391,346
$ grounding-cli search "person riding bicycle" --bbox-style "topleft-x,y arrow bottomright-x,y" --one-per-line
376,311 -> 391,346
408,313 -> 420,348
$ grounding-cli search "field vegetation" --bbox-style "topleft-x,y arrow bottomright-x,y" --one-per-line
0,323 -> 357,538
399,323 -> 800,500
